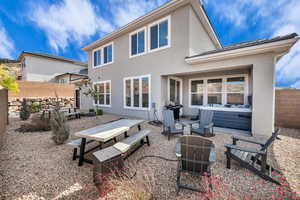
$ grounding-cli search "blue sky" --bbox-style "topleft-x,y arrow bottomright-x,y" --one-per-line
0,0 -> 299,88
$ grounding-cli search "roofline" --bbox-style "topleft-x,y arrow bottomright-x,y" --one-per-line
18,51 -> 88,67
185,37 -> 299,64
55,72 -> 88,78
82,0 -> 221,51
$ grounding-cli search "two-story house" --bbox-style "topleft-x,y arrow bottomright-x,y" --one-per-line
81,0 -> 298,137
18,51 -> 87,82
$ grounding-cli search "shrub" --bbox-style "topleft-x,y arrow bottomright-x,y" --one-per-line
96,109 -> 103,116
89,108 -> 95,113
20,98 -> 31,120
50,104 -> 70,145
95,162 -> 154,200
17,114 -> 51,132
30,103 -> 42,113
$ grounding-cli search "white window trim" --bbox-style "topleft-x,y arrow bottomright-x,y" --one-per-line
188,74 -> 249,108
123,74 -> 151,111
92,42 -> 114,68
147,15 -> 171,54
129,27 -> 147,58
167,76 -> 183,104
93,80 -> 112,107
188,78 -> 205,108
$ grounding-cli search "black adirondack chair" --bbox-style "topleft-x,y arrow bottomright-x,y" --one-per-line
224,129 -> 281,185
176,135 -> 216,193
162,110 -> 185,140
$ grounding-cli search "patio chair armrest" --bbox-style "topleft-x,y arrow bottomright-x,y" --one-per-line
204,123 -> 214,129
232,136 -> 265,146
209,147 -> 216,164
189,120 -> 201,125
224,144 -> 266,154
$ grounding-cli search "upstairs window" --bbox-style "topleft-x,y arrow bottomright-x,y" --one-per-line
93,42 -> 113,67
130,28 -> 146,57
149,16 -> 170,51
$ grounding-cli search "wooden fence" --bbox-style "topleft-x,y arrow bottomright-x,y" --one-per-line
275,89 -> 300,129
0,88 -> 8,149
8,81 -> 75,99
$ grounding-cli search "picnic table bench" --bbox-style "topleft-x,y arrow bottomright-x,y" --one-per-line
93,129 -> 151,185
73,119 -> 145,166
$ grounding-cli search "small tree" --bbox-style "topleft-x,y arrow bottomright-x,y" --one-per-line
50,100 -> 70,145
0,64 -> 19,93
82,79 -> 101,115
20,98 -> 31,120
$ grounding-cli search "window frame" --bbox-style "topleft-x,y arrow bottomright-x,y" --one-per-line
93,80 -> 112,107
147,15 -> 171,53
123,74 -> 151,110
189,74 -> 248,108
189,79 -> 205,107
92,42 -> 114,68
129,27 -> 147,58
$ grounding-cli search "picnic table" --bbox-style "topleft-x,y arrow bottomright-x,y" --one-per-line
74,119 -> 145,166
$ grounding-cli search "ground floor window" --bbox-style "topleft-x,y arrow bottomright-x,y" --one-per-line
124,75 -> 150,109
189,75 -> 247,107
94,80 -> 111,107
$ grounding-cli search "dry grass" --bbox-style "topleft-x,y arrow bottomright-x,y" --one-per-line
0,114 -> 299,200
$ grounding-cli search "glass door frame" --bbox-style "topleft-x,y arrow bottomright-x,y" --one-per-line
167,76 -> 183,105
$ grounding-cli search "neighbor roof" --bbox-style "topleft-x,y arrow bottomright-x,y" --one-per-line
19,51 -> 88,67
82,0 -> 221,51
55,68 -> 88,78
0,58 -> 20,64
186,33 -> 299,59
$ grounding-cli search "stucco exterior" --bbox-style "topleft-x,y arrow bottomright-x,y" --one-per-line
82,1 -> 297,137
21,55 -> 86,82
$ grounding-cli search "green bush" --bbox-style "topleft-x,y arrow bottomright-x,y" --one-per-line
50,105 -> 70,145
89,108 -> 95,113
20,99 -> 31,120
30,103 -> 42,113
96,109 -> 103,115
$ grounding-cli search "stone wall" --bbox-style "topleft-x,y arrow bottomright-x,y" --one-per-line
9,97 -> 75,113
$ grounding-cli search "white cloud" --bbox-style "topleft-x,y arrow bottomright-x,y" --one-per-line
108,0 -> 169,27
0,24 -> 15,59
291,80 -> 300,89
29,0 -> 114,52
204,0 -> 300,88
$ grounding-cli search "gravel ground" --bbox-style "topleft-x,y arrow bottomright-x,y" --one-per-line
0,114 -> 299,200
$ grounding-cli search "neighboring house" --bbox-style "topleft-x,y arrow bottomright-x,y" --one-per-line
81,0 -> 298,136
18,51 -> 87,82
0,59 -> 22,80
54,68 -> 88,84
54,68 -> 88,109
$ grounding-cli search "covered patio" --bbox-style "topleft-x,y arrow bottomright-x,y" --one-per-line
162,66 -> 253,136
160,34 -> 299,137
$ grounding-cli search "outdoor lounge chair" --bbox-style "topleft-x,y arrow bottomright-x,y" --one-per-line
176,135 -> 216,193
225,129 -> 281,185
162,110 -> 184,140
190,109 -> 214,137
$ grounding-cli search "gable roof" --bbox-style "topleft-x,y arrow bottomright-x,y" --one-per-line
82,0 -> 221,51
18,51 -> 88,67
186,33 -> 299,59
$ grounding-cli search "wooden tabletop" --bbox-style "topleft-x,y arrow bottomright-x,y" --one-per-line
74,119 -> 144,142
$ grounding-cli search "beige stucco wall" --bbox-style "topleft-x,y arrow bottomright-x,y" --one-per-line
188,6 -> 215,56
